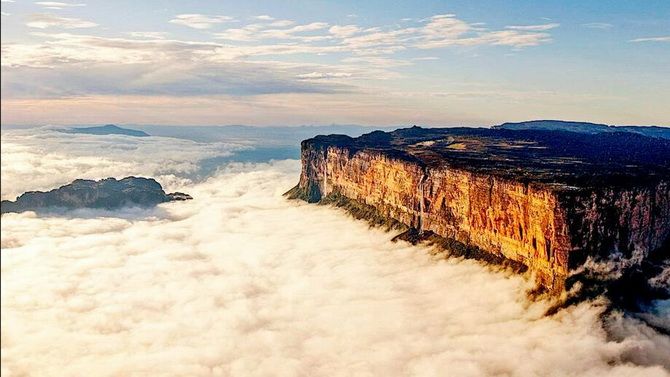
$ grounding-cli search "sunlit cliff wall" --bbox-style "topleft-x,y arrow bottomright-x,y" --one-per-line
293,141 -> 670,291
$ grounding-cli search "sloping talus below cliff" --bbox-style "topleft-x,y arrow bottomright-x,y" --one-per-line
286,126 -> 670,308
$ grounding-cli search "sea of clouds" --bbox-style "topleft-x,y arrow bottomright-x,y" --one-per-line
0,127 -> 249,201
1,128 -> 669,377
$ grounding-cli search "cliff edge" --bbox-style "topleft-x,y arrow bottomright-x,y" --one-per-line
287,125 -> 670,295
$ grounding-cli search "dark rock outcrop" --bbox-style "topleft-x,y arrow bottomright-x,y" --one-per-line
1,177 -> 191,214
287,124 -> 670,298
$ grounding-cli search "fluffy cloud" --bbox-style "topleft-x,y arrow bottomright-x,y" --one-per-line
212,14 -> 555,52
216,21 -> 330,42
2,13 -> 559,102
2,61 -> 350,98
329,25 -> 361,38
2,33 -> 224,67
26,13 -> 97,29
0,33 -> 355,97
1,129 -> 669,376
169,14 -> 235,30
268,20 -> 294,28
416,15 -> 554,49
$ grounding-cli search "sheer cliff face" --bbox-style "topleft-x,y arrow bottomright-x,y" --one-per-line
296,139 -> 670,292
559,183 -> 670,265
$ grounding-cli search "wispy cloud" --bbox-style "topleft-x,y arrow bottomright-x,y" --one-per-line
506,23 -> 560,31
296,71 -> 352,80
215,21 -> 330,42
212,14 -> 556,52
26,14 -> 97,29
417,15 -> 555,48
629,36 -> 670,43
3,13 -> 560,104
125,31 -> 170,39
329,25 -> 361,38
582,22 -> 613,29
35,1 -> 86,10
268,19 -> 294,28
254,15 -> 274,21
169,14 -> 235,29
1,32 -> 357,99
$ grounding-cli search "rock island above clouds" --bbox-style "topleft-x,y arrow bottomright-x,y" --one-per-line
1,177 -> 192,214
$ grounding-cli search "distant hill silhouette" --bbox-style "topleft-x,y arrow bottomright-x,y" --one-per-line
61,124 -> 150,137
494,120 -> 670,139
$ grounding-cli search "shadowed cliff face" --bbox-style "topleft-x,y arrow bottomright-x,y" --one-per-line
289,126 -> 670,297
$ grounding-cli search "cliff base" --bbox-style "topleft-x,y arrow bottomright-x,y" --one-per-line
287,187 -> 533,283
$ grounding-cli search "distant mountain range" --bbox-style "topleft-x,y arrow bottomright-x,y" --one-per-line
7,121 -> 666,141
133,124 -> 386,144
60,124 -> 150,137
494,120 -> 670,139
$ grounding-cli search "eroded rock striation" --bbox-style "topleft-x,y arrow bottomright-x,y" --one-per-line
287,126 -> 670,294
1,177 -> 192,214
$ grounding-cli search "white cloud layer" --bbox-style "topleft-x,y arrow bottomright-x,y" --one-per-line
0,128 -> 246,200
1,129 -> 669,376
1,12 -> 558,101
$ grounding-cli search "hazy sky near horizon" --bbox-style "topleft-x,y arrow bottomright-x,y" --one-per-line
1,0 -> 669,126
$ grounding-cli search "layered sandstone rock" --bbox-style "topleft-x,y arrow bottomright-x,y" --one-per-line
288,127 -> 670,292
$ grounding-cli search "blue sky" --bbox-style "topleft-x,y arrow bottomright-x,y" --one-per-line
1,0 -> 669,126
